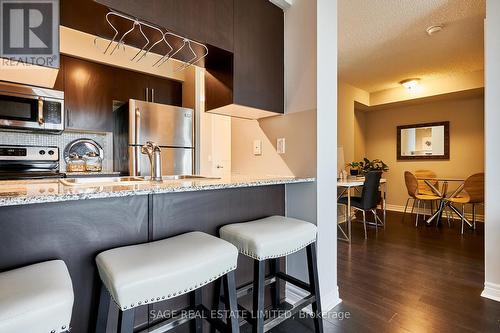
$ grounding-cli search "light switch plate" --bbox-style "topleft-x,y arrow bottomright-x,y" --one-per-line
253,140 -> 262,155
277,138 -> 286,154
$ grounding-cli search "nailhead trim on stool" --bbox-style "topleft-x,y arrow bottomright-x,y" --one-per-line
105,265 -> 237,311
239,240 -> 316,261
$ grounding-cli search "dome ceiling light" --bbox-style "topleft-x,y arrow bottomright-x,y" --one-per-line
426,24 -> 444,36
399,78 -> 421,90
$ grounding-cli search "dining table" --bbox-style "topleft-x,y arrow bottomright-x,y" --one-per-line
337,177 -> 387,242
416,177 -> 472,228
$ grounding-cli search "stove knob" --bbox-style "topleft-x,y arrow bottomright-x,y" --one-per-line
39,150 -> 46,155
48,150 -> 55,155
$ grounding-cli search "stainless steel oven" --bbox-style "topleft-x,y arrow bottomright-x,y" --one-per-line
0,82 -> 64,133
0,145 -> 63,180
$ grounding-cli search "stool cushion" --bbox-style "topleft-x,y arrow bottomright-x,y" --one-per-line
219,216 -> 317,260
0,260 -> 74,333
96,231 -> 238,310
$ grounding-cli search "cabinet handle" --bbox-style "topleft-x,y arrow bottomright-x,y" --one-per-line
66,108 -> 71,127
151,89 -> 155,103
145,88 -> 149,102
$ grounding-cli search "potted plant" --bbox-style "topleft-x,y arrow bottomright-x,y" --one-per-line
346,161 -> 361,176
360,158 -> 389,174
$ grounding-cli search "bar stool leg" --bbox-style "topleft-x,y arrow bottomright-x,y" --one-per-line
461,204 -> 465,235
117,308 -> 135,333
210,278 -> 223,333
190,288 -> 203,333
224,270 -> 240,333
95,285 -> 111,333
253,260 -> 265,333
270,258 -> 281,309
306,244 -> 324,333
472,204 -> 477,230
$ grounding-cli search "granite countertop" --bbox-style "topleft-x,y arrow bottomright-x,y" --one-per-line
0,175 -> 315,207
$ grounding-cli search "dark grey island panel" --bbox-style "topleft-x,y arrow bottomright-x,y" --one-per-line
150,186 -> 286,323
0,185 -> 285,333
0,195 -> 150,333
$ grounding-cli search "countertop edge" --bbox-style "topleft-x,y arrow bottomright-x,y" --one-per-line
0,177 -> 316,207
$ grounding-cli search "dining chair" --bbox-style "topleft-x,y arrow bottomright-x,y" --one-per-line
403,171 -> 442,227
338,171 -> 383,239
446,173 -> 484,234
402,170 -> 438,222
415,170 -> 439,196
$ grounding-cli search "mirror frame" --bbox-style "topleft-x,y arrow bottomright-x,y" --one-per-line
397,121 -> 450,160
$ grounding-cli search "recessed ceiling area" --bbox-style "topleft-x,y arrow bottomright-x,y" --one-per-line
338,0 -> 485,93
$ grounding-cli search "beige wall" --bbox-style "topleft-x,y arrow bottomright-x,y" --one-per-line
231,109 -> 316,177
337,82 -> 369,164
363,96 -> 484,210
354,109 -> 367,160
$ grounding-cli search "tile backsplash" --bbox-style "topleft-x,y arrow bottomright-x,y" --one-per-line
0,130 -> 113,172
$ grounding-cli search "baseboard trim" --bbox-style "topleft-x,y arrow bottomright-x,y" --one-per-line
285,283 -> 341,313
386,204 -> 484,222
482,282 -> 500,302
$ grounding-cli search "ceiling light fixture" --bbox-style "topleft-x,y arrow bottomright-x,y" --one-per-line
400,78 -> 421,90
426,24 -> 444,36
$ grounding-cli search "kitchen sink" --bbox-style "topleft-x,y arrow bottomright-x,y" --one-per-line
59,175 -> 220,186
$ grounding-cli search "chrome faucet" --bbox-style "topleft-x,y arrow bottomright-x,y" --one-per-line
141,141 -> 162,181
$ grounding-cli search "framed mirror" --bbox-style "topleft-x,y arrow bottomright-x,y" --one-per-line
397,121 -> 449,160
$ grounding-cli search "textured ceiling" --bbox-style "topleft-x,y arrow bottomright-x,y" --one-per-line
338,0 -> 485,93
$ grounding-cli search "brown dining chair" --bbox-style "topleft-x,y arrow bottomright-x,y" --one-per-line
446,173 -> 484,234
403,171 -> 442,227
415,170 -> 439,196
402,170 -> 438,222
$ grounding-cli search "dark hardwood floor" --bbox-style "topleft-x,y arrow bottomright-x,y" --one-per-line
266,210 -> 500,333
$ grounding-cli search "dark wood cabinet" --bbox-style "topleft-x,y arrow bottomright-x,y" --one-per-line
94,0 -> 234,52
205,0 -> 284,115
60,55 -> 183,132
61,0 -> 284,120
63,56 -> 115,131
233,0 -> 284,114
147,75 -> 183,106
110,68 -> 149,103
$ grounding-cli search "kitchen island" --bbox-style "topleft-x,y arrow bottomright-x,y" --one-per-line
0,175 -> 314,333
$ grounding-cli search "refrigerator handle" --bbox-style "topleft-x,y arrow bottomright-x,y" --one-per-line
145,88 -> 149,102
151,89 -> 155,103
135,107 -> 141,175
135,146 -> 141,176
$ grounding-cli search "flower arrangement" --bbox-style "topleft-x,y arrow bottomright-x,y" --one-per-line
346,158 -> 389,175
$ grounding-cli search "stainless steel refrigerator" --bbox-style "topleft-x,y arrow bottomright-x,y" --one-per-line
114,99 -> 194,176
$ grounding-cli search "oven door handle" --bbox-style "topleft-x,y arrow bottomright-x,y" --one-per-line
38,97 -> 45,125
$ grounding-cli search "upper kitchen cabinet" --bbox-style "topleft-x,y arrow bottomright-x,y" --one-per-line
93,0 -> 234,52
147,76 -> 183,106
62,55 -> 183,132
205,0 -> 285,118
63,56 -> 115,132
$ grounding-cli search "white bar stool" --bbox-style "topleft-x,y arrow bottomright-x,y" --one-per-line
95,231 -> 240,333
217,216 -> 323,333
0,260 -> 74,333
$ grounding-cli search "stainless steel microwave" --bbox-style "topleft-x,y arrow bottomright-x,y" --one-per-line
0,82 -> 64,133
